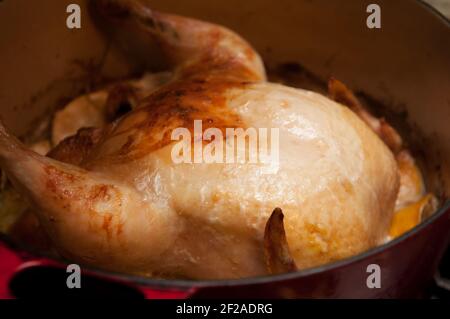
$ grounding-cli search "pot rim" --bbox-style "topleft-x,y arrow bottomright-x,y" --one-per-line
417,0 -> 450,24
83,200 -> 450,288
1,0 -> 449,290
2,200 -> 449,289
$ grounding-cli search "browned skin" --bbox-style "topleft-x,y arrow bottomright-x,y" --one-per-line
85,79 -> 247,165
328,78 -> 403,154
48,127 -> 103,166
29,0 -> 265,170
58,0 -> 266,168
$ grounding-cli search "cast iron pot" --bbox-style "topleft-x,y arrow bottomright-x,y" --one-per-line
0,0 -> 449,298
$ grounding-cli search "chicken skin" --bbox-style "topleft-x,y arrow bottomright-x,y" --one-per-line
0,0 -> 399,279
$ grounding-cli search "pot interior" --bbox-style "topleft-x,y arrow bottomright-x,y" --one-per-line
0,0 -> 449,283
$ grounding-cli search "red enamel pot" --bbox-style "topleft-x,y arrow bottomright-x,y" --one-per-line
0,0 -> 449,298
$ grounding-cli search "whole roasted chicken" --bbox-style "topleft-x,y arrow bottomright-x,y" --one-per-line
0,0 -> 409,279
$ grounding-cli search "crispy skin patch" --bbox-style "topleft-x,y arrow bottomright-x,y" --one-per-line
87,77 -> 248,165
88,184 -> 111,201
43,165 -> 123,241
48,127 -> 103,166
328,78 -> 403,153
44,165 -> 80,192
44,166 -> 120,209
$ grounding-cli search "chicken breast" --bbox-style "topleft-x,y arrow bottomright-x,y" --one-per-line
0,0 -> 399,279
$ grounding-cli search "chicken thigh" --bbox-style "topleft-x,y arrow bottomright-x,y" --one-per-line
0,0 -> 399,279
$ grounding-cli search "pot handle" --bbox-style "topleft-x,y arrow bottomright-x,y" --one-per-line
0,241 -> 23,299
137,286 -> 197,299
0,240 -> 197,299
